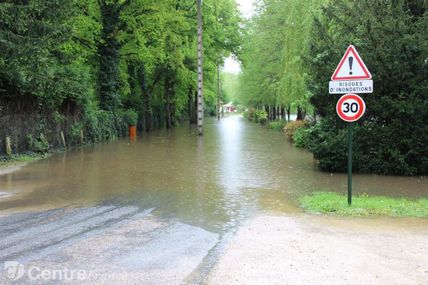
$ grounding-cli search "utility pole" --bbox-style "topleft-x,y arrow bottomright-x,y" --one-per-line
197,0 -> 203,135
217,64 -> 221,120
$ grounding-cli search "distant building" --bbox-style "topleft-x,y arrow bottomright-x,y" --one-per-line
223,102 -> 236,113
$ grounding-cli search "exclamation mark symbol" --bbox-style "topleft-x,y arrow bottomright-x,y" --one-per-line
348,57 -> 354,75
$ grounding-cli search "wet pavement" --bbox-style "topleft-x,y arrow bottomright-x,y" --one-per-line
207,214 -> 428,285
0,115 -> 427,284
0,205 -> 219,284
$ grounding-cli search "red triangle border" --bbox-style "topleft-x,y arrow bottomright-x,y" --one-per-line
331,45 -> 372,81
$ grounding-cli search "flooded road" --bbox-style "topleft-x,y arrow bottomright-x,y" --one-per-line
1,116 -> 426,231
0,115 -> 427,284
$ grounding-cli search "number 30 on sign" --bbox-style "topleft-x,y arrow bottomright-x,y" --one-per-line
336,94 -> 366,122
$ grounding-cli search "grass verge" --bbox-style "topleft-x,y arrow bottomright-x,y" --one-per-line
300,192 -> 428,217
0,153 -> 49,168
268,121 -> 287,131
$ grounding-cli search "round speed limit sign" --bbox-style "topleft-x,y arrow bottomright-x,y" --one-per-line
336,94 -> 366,122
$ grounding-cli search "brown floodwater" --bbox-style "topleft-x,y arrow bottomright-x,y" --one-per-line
0,115 -> 426,232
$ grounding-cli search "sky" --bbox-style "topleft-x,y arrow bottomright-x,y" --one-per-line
222,0 -> 256,74
237,0 -> 256,19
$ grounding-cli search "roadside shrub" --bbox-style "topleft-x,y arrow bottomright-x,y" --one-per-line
293,126 -> 312,148
268,121 -> 287,131
284,120 -> 309,142
69,123 -> 83,144
305,119 -> 423,175
254,110 -> 268,125
121,109 -> 138,126
27,133 -> 49,153
247,109 -> 255,121
243,110 -> 249,119
84,107 -> 139,143
85,110 -> 116,142
306,124 -> 348,172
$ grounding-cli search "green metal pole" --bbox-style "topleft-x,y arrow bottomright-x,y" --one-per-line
348,123 -> 353,205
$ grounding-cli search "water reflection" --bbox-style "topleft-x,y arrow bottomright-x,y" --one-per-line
0,116 -> 426,232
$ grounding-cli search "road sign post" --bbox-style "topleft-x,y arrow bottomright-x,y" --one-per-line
336,93 -> 366,205
348,123 -> 353,205
330,45 -> 373,206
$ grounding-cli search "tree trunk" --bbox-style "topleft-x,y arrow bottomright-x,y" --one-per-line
281,106 -> 285,120
297,106 -> 303,121
217,64 -> 221,120
139,67 -> 152,132
272,105 -> 277,121
97,2 -> 122,113
165,83 -> 172,129
265,105 -> 270,120
286,105 -> 291,122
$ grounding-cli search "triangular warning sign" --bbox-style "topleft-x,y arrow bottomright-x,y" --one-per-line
331,45 -> 372,81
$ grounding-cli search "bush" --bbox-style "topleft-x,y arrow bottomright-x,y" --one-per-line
305,119 -> 423,175
283,120 -> 309,142
83,108 -> 139,143
305,122 -> 348,172
243,110 -> 249,119
268,121 -> 287,131
27,133 -> 49,153
69,123 -> 83,144
121,109 -> 138,126
84,110 -> 116,142
247,109 -> 255,121
254,110 -> 268,125
293,126 -> 312,148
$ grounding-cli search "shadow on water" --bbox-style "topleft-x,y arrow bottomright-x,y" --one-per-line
0,115 -> 426,232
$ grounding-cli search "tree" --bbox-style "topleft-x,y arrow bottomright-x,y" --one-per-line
0,0 -> 90,109
0,0 -> 243,154
239,0 -> 326,120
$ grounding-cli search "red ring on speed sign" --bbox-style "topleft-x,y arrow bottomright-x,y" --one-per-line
336,94 -> 366,122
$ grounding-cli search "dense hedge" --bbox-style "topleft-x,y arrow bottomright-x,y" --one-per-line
306,0 -> 428,175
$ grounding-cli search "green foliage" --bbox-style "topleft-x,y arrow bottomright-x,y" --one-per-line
0,153 -> 48,166
268,121 -> 287,131
0,0 -> 91,108
237,0 -> 427,176
242,110 -> 249,119
254,110 -> 268,125
222,72 -> 240,104
245,109 -> 255,121
69,123 -> 83,143
307,0 -> 428,175
284,120 -> 309,142
121,109 -> 139,126
238,0 -> 326,113
300,192 -> 428,217
84,110 -> 116,142
0,0 -> 243,154
27,134 -> 49,154
293,127 -> 312,148
304,121 -> 348,172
